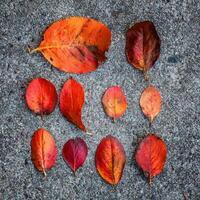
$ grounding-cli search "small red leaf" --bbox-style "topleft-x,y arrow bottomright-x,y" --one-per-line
31,128 -> 57,176
135,134 -> 167,183
102,86 -> 127,119
60,78 -> 86,132
25,77 -> 57,115
95,135 -> 126,185
62,137 -> 88,173
140,85 -> 162,122
126,21 -> 160,79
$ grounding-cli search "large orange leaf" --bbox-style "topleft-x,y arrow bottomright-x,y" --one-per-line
95,135 -> 126,185
31,128 -> 57,176
25,77 -> 57,115
30,17 -> 111,74
140,85 -> 162,122
135,134 -> 167,183
60,78 -> 86,132
102,86 -> 127,120
126,21 -> 160,79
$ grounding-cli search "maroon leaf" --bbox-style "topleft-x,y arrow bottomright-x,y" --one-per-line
126,21 -> 161,80
62,137 -> 88,173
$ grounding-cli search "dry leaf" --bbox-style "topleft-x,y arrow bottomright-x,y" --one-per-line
25,77 -> 57,115
95,135 -> 126,185
30,17 -> 111,74
126,21 -> 160,80
102,86 -> 127,120
62,137 -> 88,174
140,85 -> 162,122
60,78 -> 86,132
31,128 -> 57,176
135,134 -> 167,183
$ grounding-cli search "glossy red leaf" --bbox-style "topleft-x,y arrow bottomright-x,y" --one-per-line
60,78 -> 86,132
140,85 -> 162,122
30,17 -> 111,74
95,135 -> 126,185
126,21 -> 161,79
25,77 -> 57,115
62,137 -> 88,173
135,134 -> 167,183
31,128 -> 57,176
102,86 -> 127,120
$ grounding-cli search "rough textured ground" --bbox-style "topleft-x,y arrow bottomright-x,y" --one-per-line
0,0 -> 200,199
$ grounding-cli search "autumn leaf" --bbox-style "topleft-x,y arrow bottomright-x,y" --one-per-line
135,134 -> 167,183
25,77 -> 57,115
126,21 -> 161,80
140,85 -> 162,122
29,17 -> 111,74
62,137 -> 88,174
60,78 -> 87,132
102,86 -> 127,120
31,128 -> 57,176
95,135 -> 126,185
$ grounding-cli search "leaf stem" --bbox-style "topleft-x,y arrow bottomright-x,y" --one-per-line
86,130 -> 94,136
43,169 -> 47,177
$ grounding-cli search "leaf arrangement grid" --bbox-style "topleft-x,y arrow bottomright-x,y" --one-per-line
26,16 -> 167,185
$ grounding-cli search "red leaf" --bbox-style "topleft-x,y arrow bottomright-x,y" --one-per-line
62,137 -> 88,173
25,77 -> 57,115
30,17 -> 111,74
31,128 -> 57,176
140,85 -> 162,122
95,135 -> 126,185
126,21 -> 160,80
135,134 -> 167,183
60,78 -> 86,132
102,86 -> 127,119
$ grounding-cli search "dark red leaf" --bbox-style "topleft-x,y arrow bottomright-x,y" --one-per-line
126,21 -> 161,79
62,137 -> 88,173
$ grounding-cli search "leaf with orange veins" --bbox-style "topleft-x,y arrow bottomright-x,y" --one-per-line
102,86 -> 127,120
135,134 -> 167,183
30,17 -> 111,74
95,135 -> 126,185
31,128 -> 57,176
140,85 -> 162,122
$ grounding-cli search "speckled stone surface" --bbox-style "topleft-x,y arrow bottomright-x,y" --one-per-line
0,0 -> 200,199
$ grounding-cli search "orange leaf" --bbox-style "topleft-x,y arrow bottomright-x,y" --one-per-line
30,17 -> 111,74
95,135 -> 126,185
60,78 -> 86,132
25,77 -> 57,115
31,128 -> 57,176
126,21 -> 160,79
140,85 -> 162,122
102,86 -> 127,119
135,134 -> 167,183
